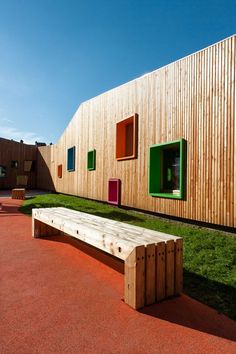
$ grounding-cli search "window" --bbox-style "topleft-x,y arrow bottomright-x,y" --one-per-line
116,114 -> 138,160
108,178 -> 121,205
149,139 -> 186,199
11,160 -> 18,168
87,149 -> 96,171
0,166 -> 6,177
16,175 -> 28,186
67,146 -> 75,171
58,164 -> 62,178
24,160 -> 33,172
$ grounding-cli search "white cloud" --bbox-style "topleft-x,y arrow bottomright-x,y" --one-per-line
0,126 -> 45,145
0,117 -> 14,124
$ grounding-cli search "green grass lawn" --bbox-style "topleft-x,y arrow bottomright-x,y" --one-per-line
20,193 -> 236,320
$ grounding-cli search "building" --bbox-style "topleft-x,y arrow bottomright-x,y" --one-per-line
1,35 -> 235,228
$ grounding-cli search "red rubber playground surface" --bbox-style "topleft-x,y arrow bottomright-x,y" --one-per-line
1,198 -> 236,354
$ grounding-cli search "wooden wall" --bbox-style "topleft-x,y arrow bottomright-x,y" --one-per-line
0,138 -> 37,189
38,35 -> 236,228
37,146 -> 55,191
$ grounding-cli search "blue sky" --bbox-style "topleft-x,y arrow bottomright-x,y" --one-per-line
0,0 -> 235,144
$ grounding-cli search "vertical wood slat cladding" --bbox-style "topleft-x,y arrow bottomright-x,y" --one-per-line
0,138 -> 37,189
37,36 -> 236,227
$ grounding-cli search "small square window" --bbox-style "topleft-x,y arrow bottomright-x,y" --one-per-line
67,146 -> 75,172
87,150 -> 96,171
0,166 -> 6,177
58,164 -> 62,178
24,160 -> 33,172
16,175 -> 28,186
108,178 -> 121,205
11,160 -> 18,168
149,139 -> 186,199
116,114 -> 138,160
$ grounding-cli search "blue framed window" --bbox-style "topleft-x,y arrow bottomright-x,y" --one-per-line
67,146 -> 76,172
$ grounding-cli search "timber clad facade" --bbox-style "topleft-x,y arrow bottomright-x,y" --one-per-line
1,35 -> 236,228
0,138 -> 37,189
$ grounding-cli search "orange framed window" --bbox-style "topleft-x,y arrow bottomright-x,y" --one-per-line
116,114 -> 138,160
58,164 -> 62,178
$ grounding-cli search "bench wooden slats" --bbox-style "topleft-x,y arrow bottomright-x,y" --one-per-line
145,243 -> 156,305
156,241 -> 166,301
32,207 -> 183,309
12,188 -> 25,200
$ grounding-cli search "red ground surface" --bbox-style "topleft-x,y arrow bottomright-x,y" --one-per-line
1,197 -> 236,354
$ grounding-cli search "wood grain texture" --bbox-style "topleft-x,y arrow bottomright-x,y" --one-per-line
33,207 -> 183,309
0,138 -> 37,189
37,35 -> 236,227
165,240 -> 175,297
145,243 -> 156,305
12,188 -> 25,200
174,238 -> 183,295
156,241 -> 166,301
124,245 -> 146,309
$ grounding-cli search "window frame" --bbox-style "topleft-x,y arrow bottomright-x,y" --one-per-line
58,164 -> 62,178
11,160 -> 18,168
87,149 -> 96,171
148,139 -> 186,199
0,165 -> 6,178
116,114 -> 138,161
67,146 -> 76,172
108,178 -> 121,205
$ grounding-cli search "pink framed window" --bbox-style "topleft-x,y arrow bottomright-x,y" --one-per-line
108,178 -> 121,205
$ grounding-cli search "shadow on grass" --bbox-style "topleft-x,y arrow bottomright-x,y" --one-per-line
19,203 -> 145,223
19,203 -> 64,215
92,210 -> 144,223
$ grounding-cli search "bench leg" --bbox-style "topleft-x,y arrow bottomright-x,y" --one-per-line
33,219 -> 59,238
124,245 -> 145,310
175,239 -> 183,295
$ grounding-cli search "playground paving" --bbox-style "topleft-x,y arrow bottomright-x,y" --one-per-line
0,197 -> 236,354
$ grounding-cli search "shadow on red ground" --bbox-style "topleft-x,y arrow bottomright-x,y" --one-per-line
42,234 -> 236,342
0,203 -> 22,215
140,296 -> 236,342
1,197 -> 236,353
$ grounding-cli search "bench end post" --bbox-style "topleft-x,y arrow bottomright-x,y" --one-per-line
124,245 -> 145,310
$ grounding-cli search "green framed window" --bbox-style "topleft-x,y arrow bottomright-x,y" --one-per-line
149,139 -> 186,199
67,146 -> 75,172
87,149 -> 96,171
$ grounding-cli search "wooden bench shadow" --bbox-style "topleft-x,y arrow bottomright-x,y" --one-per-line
140,270 -> 236,342
38,232 -> 236,342
0,204 -> 23,216
41,233 -> 124,274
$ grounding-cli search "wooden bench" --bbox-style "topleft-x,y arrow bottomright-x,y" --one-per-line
32,207 -> 183,309
12,188 -> 25,200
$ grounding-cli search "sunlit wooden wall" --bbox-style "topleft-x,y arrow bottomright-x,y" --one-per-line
37,35 -> 236,227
